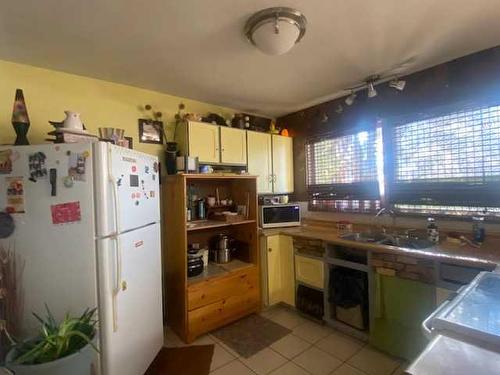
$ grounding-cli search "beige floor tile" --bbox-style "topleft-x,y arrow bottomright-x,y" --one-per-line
315,330 -> 364,361
210,359 -> 256,375
332,363 -> 367,375
293,321 -> 332,343
270,334 -> 311,359
293,347 -> 342,375
241,348 -> 288,375
260,305 -> 286,319
347,347 -> 400,375
270,361 -> 310,375
267,308 -> 308,329
210,343 -> 236,371
190,334 -> 215,346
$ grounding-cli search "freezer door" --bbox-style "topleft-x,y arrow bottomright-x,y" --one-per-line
0,143 -> 98,336
97,222 -> 163,375
94,142 -> 160,237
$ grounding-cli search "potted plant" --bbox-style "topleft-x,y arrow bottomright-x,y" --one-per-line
5,306 -> 99,375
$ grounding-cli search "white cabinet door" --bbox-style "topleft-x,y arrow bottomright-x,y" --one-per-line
272,135 -> 294,193
247,131 -> 273,193
266,235 -> 282,306
220,127 -> 247,165
188,121 -> 220,163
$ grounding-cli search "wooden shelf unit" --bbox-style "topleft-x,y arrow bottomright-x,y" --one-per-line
163,174 -> 261,343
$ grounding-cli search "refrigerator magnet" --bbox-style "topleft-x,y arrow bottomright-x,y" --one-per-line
5,176 -> 25,213
51,201 -> 81,225
68,152 -> 87,181
28,152 -> 48,182
0,150 -> 13,174
63,175 -> 74,188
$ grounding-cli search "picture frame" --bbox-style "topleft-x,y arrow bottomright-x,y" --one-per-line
138,119 -> 163,144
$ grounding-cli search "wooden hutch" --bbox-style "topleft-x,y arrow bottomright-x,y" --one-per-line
163,174 -> 260,343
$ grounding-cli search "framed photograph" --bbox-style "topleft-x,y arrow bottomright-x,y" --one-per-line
138,119 -> 163,144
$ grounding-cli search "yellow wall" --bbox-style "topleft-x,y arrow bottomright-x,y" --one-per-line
0,59 -> 236,158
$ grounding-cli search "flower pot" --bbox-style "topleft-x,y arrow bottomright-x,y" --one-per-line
6,340 -> 96,375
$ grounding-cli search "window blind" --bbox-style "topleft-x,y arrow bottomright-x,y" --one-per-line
306,128 -> 383,212
388,104 -> 500,213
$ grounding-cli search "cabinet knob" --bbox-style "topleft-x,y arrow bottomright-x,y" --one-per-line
268,248 -> 272,253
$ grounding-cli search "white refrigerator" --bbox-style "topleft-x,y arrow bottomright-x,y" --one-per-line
0,142 -> 163,375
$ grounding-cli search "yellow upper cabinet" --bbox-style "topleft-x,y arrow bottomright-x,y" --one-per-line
187,121 -> 220,163
220,126 -> 247,165
247,131 -> 273,193
272,135 -> 294,194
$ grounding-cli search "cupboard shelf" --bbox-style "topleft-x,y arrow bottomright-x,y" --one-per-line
187,219 -> 256,232
187,260 -> 255,286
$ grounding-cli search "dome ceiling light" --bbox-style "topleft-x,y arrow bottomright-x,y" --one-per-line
244,7 -> 307,55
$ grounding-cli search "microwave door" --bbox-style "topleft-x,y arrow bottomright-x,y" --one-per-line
262,205 -> 300,228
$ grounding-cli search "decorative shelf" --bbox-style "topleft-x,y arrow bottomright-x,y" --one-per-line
186,219 -> 256,232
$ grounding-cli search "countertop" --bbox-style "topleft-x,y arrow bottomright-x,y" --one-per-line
260,222 -> 500,268
406,334 -> 500,375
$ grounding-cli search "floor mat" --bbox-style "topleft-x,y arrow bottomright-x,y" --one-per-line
212,314 -> 291,358
145,345 -> 214,375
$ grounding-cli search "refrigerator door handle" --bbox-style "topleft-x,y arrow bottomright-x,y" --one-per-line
108,146 -> 121,235
111,235 -> 122,332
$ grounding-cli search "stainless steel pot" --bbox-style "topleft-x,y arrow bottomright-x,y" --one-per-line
214,248 -> 232,264
212,234 -> 234,264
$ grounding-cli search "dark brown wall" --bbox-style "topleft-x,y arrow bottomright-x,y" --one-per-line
277,46 -> 500,200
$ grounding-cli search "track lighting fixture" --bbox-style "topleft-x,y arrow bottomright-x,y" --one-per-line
367,82 -> 377,98
389,78 -> 406,91
345,91 -> 357,106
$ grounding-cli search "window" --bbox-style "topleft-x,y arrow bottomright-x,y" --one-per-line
388,104 -> 500,217
306,128 -> 383,213
305,103 -> 500,217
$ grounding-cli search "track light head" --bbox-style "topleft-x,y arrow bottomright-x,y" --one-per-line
389,78 -> 406,91
367,82 -> 377,98
345,91 -> 357,106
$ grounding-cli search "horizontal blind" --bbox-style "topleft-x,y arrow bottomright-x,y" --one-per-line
306,128 -> 382,212
390,104 -> 500,210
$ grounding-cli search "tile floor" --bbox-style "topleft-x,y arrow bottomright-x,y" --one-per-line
164,305 -> 407,375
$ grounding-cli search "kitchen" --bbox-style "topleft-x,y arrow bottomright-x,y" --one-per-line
1,2 -> 500,375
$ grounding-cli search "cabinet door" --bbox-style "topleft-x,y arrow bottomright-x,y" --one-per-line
280,235 -> 295,306
272,135 -> 294,193
188,121 -> 220,163
266,235 -> 282,306
220,127 -> 247,165
247,131 -> 273,193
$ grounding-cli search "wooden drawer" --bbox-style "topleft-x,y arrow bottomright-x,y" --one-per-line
188,288 -> 260,340
188,267 -> 258,311
295,255 -> 324,289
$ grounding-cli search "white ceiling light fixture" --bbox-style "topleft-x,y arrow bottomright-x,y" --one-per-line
244,7 -> 307,55
389,78 -> 406,91
345,91 -> 357,105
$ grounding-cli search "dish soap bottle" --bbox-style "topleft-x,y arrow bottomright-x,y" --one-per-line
427,217 -> 439,243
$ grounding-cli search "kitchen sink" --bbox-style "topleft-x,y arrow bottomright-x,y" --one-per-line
340,232 -> 387,243
340,231 -> 435,250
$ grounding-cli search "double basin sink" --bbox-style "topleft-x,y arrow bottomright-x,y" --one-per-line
340,231 -> 435,250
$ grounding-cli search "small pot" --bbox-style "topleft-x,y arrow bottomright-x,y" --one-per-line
213,248 -> 232,264
6,338 -> 96,375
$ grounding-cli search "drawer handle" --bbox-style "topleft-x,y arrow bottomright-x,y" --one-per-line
268,248 -> 272,252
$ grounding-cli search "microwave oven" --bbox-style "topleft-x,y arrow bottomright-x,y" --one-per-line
259,204 -> 301,228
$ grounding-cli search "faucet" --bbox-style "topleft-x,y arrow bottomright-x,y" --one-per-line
375,207 -> 396,217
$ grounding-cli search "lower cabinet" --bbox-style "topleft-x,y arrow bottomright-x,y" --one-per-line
186,266 -> 260,342
370,274 -> 436,361
261,235 -> 295,307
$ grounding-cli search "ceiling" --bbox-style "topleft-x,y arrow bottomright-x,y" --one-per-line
1,1 -> 500,117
